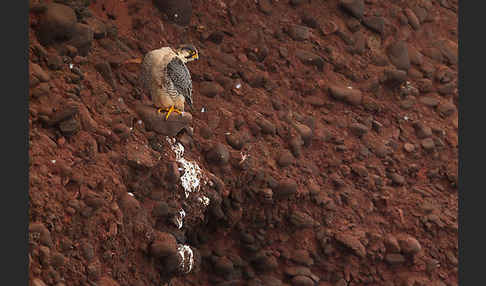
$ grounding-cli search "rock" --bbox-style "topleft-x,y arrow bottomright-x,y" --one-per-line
385,253 -> 406,265
285,266 -> 313,277
30,62 -> 50,82
349,123 -> 369,138
384,234 -> 401,253
226,132 -> 247,150
387,40 -> 410,71
408,46 -> 424,66
437,102 -> 457,117
252,251 -> 279,272
31,82 -> 50,98
328,85 -> 362,106
289,211 -> 317,229
37,3 -> 77,45
81,241 -> 95,261
290,0 -> 305,6
67,23 -> 94,56
51,251 -> 66,268
413,122 -> 432,139
150,232 -> 178,258
291,276 -> 315,286
98,277 -> 120,286
260,275 -> 283,286
213,256 -> 235,276
339,0 -> 365,19
334,233 -> 366,258
288,25 -> 311,41
363,16 -> 384,34
153,0 -> 192,26
152,201 -> 169,217
419,95 -> 440,107
59,117 -> 80,137
390,173 -> 405,186
31,278 -> 48,286
293,122 -> 312,146
257,117 -> 276,135
422,46 -> 443,63
47,53 -> 63,70
291,249 -> 314,266
95,61 -> 116,89
295,50 -> 325,70
421,138 -> 435,151
435,39 -> 458,65
412,6 -> 428,23
397,235 -> 422,255
301,15 -> 319,29
206,143 -> 230,166
384,69 -> 407,84
29,222 -> 52,246
277,150 -> 295,167
289,136 -> 304,158
85,17 -> 107,39
135,104 -> 192,137
404,8 -> 420,30
403,143 -> 415,153
274,179 -> 298,198
258,0 -> 273,15
200,81 -> 224,98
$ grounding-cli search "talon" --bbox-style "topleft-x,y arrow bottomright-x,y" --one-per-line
164,106 -> 183,120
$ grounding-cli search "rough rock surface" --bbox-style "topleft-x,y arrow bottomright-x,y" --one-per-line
28,0 -> 458,286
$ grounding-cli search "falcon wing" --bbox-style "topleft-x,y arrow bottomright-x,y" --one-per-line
166,57 -> 193,107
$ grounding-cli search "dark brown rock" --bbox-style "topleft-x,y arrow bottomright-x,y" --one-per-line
288,25 -> 311,41
226,132 -> 247,150
291,275 -> 315,286
397,235 -> 422,255
135,104 -> 192,137
277,150 -> 295,167
153,0 -> 192,26
421,138 -> 435,151
339,0 -> 365,19
59,117 -> 80,137
274,179 -> 298,198
328,85 -> 363,106
67,23 -> 94,56
404,8 -> 420,30
257,117 -> 276,135
363,16 -> 384,34
29,222 -> 52,246
335,232 -> 366,258
47,53 -> 63,70
150,232 -> 178,258
385,253 -> 406,265
200,81 -> 224,98
37,3 -> 77,45
349,122 -> 369,138
206,143 -> 230,166
95,61 -> 116,89
295,50 -> 325,70
289,211 -> 317,229
387,40 -> 411,71
213,256 -> 235,276
437,102 -> 457,117
413,122 -> 433,139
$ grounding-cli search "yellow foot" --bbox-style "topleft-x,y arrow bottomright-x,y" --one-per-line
123,57 -> 143,64
157,106 -> 183,120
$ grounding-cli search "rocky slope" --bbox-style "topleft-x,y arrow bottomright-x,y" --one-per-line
28,0 -> 458,285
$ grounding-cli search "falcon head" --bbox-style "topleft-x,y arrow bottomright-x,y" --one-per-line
175,44 -> 199,63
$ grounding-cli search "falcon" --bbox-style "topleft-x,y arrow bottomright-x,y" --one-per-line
125,45 -> 199,120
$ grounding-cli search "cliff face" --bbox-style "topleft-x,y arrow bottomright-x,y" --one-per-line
28,0 -> 458,285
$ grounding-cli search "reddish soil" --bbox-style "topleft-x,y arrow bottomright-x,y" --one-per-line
28,0 -> 458,286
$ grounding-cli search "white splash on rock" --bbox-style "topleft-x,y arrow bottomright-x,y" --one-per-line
177,244 -> 194,274
198,196 -> 210,207
166,137 -> 202,198
175,208 -> 186,229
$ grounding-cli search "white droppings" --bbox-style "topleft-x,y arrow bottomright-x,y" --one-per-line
177,244 -> 194,274
201,107 -> 206,113
198,196 -> 210,207
347,86 -> 353,89
225,132 -> 231,135
50,160 -> 56,164
175,208 -> 186,229
235,83 -> 242,89
137,120 -> 143,125
174,13 -> 179,18
128,192 -> 134,197
404,116 -> 409,121
166,137 -> 202,198
69,63 -> 74,69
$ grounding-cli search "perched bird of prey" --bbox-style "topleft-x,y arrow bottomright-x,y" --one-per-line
125,45 -> 199,120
